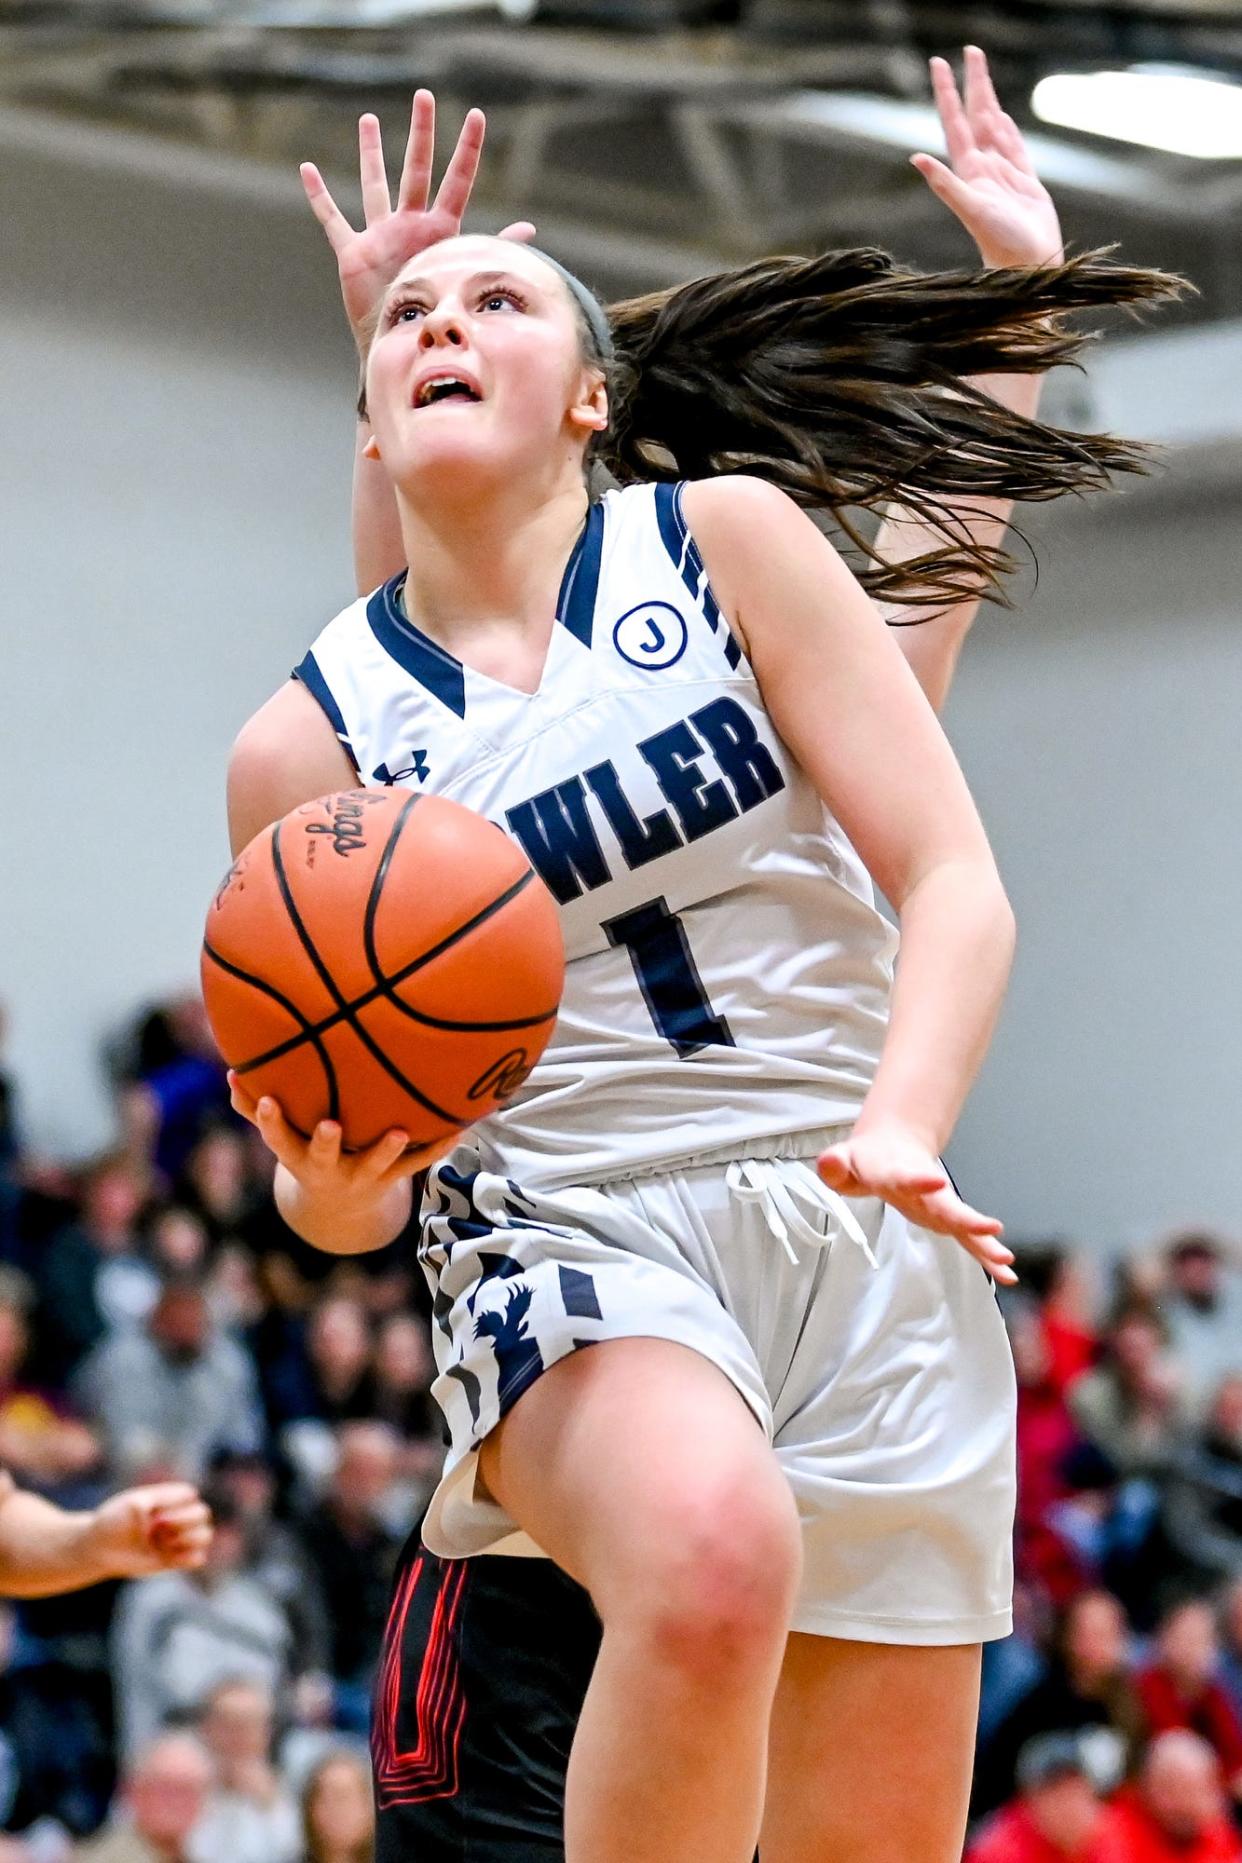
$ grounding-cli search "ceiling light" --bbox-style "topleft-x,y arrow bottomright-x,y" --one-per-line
1032,69 -> 1242,160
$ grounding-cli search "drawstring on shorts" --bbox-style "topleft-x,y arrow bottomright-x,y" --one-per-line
726,1158 -> 878,1270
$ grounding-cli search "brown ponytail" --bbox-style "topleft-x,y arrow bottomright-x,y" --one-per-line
600,248 -> 1185,608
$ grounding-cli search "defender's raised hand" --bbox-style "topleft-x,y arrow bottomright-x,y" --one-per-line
912,46 -> 1064,269
300,91 -> 535,348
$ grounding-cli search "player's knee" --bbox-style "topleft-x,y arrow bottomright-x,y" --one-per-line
636,1485 -> 802,1682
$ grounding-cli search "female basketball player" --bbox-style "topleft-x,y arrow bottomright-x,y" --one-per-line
313,59 -> 1073,1862
227,53 -> 1172,1863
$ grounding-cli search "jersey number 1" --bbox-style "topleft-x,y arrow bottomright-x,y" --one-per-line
603,898 -> 734,1059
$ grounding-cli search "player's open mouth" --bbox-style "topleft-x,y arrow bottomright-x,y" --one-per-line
413,374 -> 484,409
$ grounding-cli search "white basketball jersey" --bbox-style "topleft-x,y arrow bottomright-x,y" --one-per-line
297,482 -> 897,1191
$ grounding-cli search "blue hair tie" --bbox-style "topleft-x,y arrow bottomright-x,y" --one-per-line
526,247 -> 614,363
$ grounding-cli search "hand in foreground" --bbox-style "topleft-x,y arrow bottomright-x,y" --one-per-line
301,90 -> 536,347
818,1121 -> 1017,1284
84,1482 -> 213,1579
912,46 -> 1064,269
229,1072 -> 449,1199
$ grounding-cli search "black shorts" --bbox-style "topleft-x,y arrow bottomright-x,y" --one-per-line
372,1526 -> 600,1861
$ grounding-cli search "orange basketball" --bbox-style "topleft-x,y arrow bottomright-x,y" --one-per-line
201,790 -> 564,1153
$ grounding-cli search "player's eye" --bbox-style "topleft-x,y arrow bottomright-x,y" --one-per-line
386,297 -> 427,327
479,288 -> 526,313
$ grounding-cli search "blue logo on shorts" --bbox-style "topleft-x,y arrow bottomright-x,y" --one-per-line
473,1280 -> 544,1400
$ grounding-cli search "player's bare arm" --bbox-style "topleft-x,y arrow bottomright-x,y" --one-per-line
880,46 -> 1066,708
0,1475 -> 211,1599
685,473 -> 1016,1279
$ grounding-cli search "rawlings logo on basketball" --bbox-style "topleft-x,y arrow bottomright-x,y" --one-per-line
467,1048 -> 532,1103
303,796 -> 373,859
213,855 -> 246,913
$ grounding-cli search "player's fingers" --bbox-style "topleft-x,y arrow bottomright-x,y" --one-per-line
358,114 -> 392,225
959,1229 -> 1019,1286
432,106 -> 486,226
131,1481 -> 202,1515
929,54 -> 974,167
909,153 -> 979,222
907,1189 -> 1015,1280
816,1146 -> 854,1189
151,1503 -> 212,1535
498,220 -> 537,243
963,43 -> 1002,138
255,1097 -> 305,1171
307,1120 -> 344,1175
917,1182 -> 1007,1243
149,1513 -> 212,1556
382,1135 -> 455,1184
299,164 -> 355,254
994,108 -> 1038,173
356,1127 -> 412,1183
227,1071 -> 262,1128
153,1522 -> 213,1565
396,88 -> 436,213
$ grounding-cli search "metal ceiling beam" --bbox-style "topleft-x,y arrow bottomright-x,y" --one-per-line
717,90 -> 1222,218
0,98 -> 728,287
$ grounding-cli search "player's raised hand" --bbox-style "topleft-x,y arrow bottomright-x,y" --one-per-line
818,1121 -> 1017,1284
911,46 -> 1064,269
300,91 -> 537,348
84,1482 -> 213,1579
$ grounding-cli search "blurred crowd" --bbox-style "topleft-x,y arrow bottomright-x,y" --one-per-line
4,997 -> 1242,1861
0,998 -> 439,1861
971,1241 -> 1242,1860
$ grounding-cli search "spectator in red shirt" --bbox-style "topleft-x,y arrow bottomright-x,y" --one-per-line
1138,1600 -> 1242,1793
1023,1245 -> 1100,1398
969,1734 -> 1126,1863
1013,1305 -> 1083,1550
1104,1730 -> 1242,1862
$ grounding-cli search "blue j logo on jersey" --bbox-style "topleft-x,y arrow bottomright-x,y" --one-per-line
613,601 -> 688,671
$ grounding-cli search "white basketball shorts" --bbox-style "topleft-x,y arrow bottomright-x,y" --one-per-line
418,1128 -> 1016,1646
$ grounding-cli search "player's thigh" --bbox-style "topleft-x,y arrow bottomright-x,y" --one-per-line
479,1335 -> 800,1617
760,1633 -> 982,1863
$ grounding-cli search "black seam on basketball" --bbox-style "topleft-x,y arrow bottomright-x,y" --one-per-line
233,865 -> 555,1076
381,868 -> 538,990
269,820 -> 461,1126
240,1003 -> 558,1076
364,855 -> 553,1030
201,939 -> 340,1123
362,793 -> 420,995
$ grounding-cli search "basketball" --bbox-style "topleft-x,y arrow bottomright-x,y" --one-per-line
200,790 -> 564,1153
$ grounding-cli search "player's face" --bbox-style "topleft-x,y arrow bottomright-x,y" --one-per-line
365,236 -> 605,490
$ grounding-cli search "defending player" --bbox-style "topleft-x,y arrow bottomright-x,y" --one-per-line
228,56 -> 1171,1863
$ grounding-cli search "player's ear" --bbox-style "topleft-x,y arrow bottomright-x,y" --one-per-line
568,372 -> 609,437
362,431 -> 382,462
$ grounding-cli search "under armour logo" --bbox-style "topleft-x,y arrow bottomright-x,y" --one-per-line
373,749 -> 430,785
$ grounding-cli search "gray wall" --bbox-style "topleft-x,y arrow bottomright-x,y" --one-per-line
945,482 -> 1240,1248
0,143 -> 355,1157
1,136 -> 1238,1249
